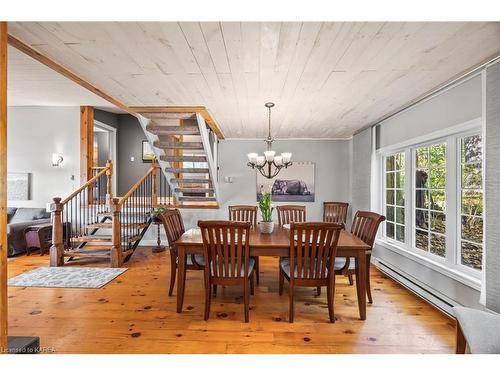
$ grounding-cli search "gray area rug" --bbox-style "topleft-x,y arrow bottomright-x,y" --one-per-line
8,267 -> 127,288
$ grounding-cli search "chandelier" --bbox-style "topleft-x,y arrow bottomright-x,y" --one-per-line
247,102 -> 292,179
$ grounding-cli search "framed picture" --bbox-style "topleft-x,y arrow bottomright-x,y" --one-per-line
142,140 -> 155,163
256,162 -> 315,202
7,172 -> 31,201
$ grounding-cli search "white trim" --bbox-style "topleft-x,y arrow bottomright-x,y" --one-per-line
375,239 -> 481,291
376,117 -> 482,155
223,137 -> 352,141
480,69 -> 487,306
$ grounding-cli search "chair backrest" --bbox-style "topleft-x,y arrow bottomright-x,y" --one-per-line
289,222 -> 343,280
198,220 -> 251,279
228,205 -> 257,227
350,211 -> 386,248
277,205 -> 306,226
159,209 -> 185,248
323,202 -> 349,224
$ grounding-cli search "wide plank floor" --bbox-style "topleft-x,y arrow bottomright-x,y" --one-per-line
7,247 -> 456,354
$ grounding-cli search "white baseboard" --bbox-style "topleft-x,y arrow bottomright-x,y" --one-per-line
372,256 -> 457,317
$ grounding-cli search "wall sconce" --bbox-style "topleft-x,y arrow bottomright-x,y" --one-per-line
52,154 -> 64,167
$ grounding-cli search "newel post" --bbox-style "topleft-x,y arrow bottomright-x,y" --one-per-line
151,159 -> 159,207
49,197 -> 64,267
105,159 -> 113,207
110,198 -> 122,268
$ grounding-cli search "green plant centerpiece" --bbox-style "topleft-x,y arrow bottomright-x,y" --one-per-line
258,192 -> 275,234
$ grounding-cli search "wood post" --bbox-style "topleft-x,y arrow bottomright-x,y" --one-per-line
80,106 -> 94,185
49,197 -> 64,267
151,159 -> 159,207
110,198 -> 123,268
0,21 -> 8,354
105,159 -> 113,207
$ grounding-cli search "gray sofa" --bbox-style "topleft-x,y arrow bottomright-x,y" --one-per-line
7,207 -> 51,257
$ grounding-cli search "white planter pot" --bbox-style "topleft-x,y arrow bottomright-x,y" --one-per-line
259,221 -> 275,234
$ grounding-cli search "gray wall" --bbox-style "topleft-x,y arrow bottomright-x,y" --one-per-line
485,62 -> 500,313
351,128 -> 372,216
378,75 -> 482,149
7,106 -> 81,208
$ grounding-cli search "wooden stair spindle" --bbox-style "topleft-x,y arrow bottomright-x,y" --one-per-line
151,159 -> 159,207
105,159 -> 113,207
49,197 -> 64,267
110,197 -> 123,268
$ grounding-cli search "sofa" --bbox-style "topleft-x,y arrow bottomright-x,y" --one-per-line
7,207 -> 51,257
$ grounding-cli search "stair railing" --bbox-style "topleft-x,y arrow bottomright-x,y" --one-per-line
110,159 -> 166,267
49,160 -> 113,266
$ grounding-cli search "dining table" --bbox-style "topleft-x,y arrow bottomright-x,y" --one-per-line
174,225 -> 371,320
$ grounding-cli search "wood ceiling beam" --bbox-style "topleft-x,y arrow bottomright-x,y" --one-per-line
0,21 -> 8,353
130,106 -> 225,139
7,34 -> 132,114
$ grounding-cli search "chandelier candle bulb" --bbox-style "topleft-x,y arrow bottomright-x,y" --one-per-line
281,153 -> 292,164
264,150 -> 276,162
247,153 -> 258,164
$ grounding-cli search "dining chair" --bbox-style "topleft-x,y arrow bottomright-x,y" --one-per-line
279,222 -> 343,323
198,220 -> 255,322
228,205 -> 260,285
160,209 -> 205,296
277,205 -> 306,226
332,211 -> 385,303
323,202 -> 349,224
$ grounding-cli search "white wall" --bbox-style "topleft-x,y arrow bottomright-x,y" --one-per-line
141,139 -> 352,243
7,106 -> 80,208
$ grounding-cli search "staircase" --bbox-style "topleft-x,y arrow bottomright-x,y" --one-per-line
49,160 -> 169,267
136,110 -> 220,208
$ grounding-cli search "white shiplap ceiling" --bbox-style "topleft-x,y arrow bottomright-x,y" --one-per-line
7,22 -> 500,138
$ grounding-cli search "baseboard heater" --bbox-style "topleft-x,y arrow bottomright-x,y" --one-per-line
372,257 -> 456,317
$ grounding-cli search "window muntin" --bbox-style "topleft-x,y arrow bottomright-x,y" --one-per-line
385,152 -> 405,243
414,143 -> 447,257
460,135 -> 483,270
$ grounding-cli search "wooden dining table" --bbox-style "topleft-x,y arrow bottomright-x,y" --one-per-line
174,226 -> 371,320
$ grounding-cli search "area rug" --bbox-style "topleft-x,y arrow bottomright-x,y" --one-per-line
8,267 -> 127,289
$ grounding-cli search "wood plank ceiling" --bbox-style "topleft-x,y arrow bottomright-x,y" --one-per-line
7,22 -> 500,138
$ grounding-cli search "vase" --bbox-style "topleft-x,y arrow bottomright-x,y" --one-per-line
259,221 -> 275,234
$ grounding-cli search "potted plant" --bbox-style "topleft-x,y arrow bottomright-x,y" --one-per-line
258,192 -> 275,234
150,206 -> 167,223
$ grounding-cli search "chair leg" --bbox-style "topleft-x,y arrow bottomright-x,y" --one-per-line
327,276 -> 336,323
204,282 -> 211,321
255,257 -> 260,285
213,284 -> 217,296
279,267 -> 284,296
288,282 -> 294,323
168,257 -> 177,297
347,274 -> 354,286
250,271 -> 255,296
244,279 -> 250,323
316,286 -> 321,296
366,254 -> 373,304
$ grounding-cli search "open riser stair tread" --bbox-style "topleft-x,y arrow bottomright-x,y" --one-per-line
146,124 -> 200,135
160,155 -> 207,163
154,141 -> 204,149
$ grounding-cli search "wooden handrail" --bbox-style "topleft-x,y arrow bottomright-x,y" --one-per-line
118,160 -> 160,207
61,165 -> 110,205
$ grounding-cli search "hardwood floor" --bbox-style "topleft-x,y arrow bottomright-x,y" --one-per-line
6,247 -> 455,354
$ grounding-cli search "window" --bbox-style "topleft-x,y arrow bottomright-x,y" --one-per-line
414,143 -> 446,257
380,129 -> 484,277
460,135 -> 483,270
384,152 -> 405,242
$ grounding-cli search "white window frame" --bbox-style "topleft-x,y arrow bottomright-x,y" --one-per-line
375,118 -> 483,288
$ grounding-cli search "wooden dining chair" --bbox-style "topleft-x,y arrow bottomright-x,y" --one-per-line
228,205 -> 260,285
277,205 -> 306,226
198,220 -> 255,322
159,209 -> 204,296
323,202 -> 349,224
279,222 -> 343,323
333,211 -> 385,303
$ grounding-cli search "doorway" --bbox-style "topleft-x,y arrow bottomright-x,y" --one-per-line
94,120 -> 117,196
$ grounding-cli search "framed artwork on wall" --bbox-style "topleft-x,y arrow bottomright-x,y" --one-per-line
256,162 -> 315,202
7,172 -> 31,201
142,140 -> 155,163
